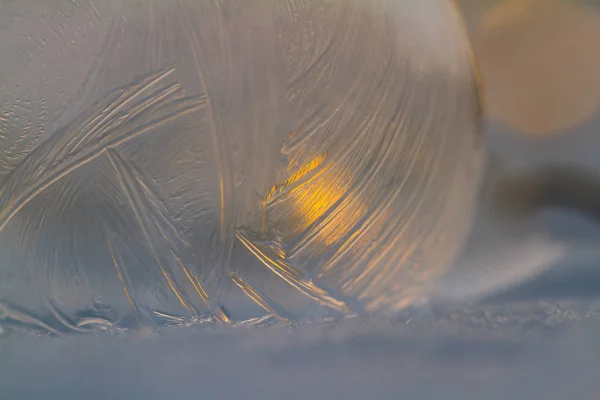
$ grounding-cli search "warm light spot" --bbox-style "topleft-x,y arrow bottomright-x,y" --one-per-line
469,0 -> 600,135
271,157 -> 369,251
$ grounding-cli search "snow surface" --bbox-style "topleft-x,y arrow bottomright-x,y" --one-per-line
2,302 -> 600,399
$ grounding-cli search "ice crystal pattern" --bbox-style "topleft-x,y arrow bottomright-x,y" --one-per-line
0,0 -> 482,332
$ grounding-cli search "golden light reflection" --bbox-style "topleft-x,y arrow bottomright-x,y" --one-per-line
288,173 -> 368,249
267,151 -> 369,254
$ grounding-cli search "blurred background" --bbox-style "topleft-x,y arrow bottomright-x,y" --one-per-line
437,0 -> 600,306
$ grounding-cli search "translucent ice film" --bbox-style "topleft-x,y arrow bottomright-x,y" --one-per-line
0,0 -> 482,332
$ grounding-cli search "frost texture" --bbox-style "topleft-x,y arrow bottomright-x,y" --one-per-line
0,0 -> 482,331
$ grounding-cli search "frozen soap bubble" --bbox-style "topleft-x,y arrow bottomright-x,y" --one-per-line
0,0 -> 482,332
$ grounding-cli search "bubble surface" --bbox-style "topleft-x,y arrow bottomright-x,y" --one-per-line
0,0 -> 482,332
